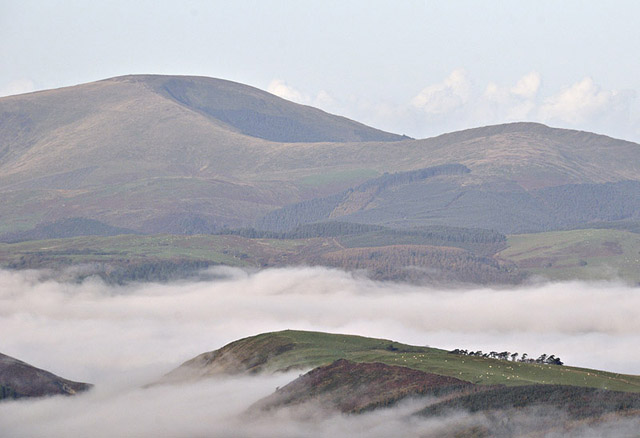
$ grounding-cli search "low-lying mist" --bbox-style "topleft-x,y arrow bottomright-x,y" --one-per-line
2,375 -> 639,438
1,266 -> 639,436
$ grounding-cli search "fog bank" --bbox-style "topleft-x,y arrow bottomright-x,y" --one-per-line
2,376 -> 639,438
1,267 -> 638,382
1,267 -> 640,436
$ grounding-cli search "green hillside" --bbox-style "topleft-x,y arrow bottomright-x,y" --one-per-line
164,330 -> 640,393
0,227 -> 522,284
498,228 -> 640,283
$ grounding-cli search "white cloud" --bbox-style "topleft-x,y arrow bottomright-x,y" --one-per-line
267,80 -> 337,112
538,77 -> 618,124
481,72 -> 541,120
409,71 -> 542,133
483,81 -> 508,102
0,78 -> 36,97
267,79 -> 308,104
261,72 -> 638,143
510,71 -> 541,99
314,89 -> 334,108
411,69 -> 471,114
404,71 -> 639,142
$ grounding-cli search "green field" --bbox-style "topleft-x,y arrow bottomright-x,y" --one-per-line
0,234 -> 242,265
180,330 -> 640,393
0,229 -> 518,284
2,227 -> 640,285
498,229 -> 640,284
298,168 -> 379,188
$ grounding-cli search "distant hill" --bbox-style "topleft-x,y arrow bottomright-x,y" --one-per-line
0,217 -> 137,243
0,352 -> 91,400
2,76 -> 640,237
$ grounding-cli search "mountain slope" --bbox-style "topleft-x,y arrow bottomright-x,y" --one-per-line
140,75 -> 408,143
0,352 -> 91,399
2,75 -> 640,237
418,384 -> 640,420
259,168 -> 640,233
252,358 -> 473,413
0,75 -> 405,234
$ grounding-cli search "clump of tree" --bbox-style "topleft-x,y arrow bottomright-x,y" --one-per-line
317,245 -> 524,284
0,385 -> 18,400
217,221 -> 386,239
449,349 -> 563,365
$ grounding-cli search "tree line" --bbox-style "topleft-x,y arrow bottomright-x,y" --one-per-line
449,349 -> 563,365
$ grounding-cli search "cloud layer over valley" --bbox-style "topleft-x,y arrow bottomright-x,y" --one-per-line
1,267 -> 639,436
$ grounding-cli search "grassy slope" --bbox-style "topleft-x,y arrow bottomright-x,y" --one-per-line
0,234 -> 309,268
498,229 -> 640,283
175,330 -> 640,393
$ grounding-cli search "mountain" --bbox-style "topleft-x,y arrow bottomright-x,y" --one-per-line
2,75 -> 640,284
0,352 -> 91,400
2,75 -> 640,237
0,75 -> 405,235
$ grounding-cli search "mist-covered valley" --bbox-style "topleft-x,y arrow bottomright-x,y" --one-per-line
1,267 -> 639,437
4,2 -> 640,435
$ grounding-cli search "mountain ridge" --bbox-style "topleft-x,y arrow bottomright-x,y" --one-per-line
1,74 -> 640,238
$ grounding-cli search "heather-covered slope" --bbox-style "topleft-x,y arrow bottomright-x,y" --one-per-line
418,384 -> 640,420
252,359 -> 473,413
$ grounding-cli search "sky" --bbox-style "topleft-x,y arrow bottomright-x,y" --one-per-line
1,0 -> 639,141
